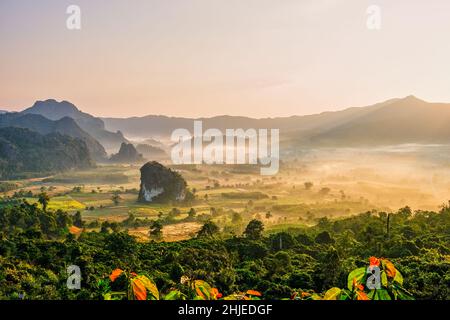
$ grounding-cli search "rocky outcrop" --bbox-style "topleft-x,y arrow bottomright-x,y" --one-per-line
110,143 -> 144,163
138,161 -> 187,203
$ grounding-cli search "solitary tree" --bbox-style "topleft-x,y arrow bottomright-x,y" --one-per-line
197,220 -> 219,238
244,219 -> 264,240
188,208 -> 197,219
100,221 -> 110,233
231,211 -> 243,224
38,192 -> 50,211
184,190 -> 195,204
73,211 -> 83,228
111,192 -> 121,206
315,231 -> 335,244
149,220 -> 163,239
110,222 -> 120,233
318,187 -> 331,196
170,208 -> 181,217
304,182 -> 314,190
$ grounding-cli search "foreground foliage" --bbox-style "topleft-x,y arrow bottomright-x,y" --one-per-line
0,201 -> 449,300
99,256 -> 412,300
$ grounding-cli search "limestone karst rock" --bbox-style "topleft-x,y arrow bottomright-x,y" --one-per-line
110,143 -> 144,163
138,161 -> 187,203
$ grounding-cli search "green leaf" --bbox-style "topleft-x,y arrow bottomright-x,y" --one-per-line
323,287 -> 341,300
223,294 -> 242,300
338,290 -> 351,300
103,293 -> 112,300
164,290 -> 184,300
393,270 -> 404,285
103,291 -> 126,300
347,267 -> 366,290
193,280 -> 212,300
374,289 -> 391,300
311,294 -> 322,300
381,272 -> 388,287
393,286 -> 414,300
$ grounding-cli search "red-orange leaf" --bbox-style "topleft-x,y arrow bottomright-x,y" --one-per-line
211,288 -> 222,300
369,256 -> 380,267
356,291 -> 370,301
109,269 -> 124,282
246,290 -> 262,297
69,226 -> 82,235
132,278 -> 147,300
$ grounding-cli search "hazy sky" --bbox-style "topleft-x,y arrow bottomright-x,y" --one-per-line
1,0 -> 450,118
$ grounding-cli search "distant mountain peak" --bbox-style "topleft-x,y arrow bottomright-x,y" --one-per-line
30,99 -> 80,113
21,99 -> 129,152
400,95 -> 426,103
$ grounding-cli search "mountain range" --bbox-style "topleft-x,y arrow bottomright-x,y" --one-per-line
23,100 -> 128,152
1,95 -> 450,165
0,112 -> 107,161
302,96 -> 450,146
101,96 -> 450,147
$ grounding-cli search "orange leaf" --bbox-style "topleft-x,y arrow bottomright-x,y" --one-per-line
369,256 -> 380,267
356,291 -> 370,301
211,288 -> 222,300
109,269 -> 124,282
69,226 -> 82,235
135,275 -> 159,300
132,278 -> 147,300
246,290 -> 262,297
383,259 -> 397,278
352,277 -> 358,290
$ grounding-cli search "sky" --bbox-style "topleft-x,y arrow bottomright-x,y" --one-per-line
1,0 -> 450,118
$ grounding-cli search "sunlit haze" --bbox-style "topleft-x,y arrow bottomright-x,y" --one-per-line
1,0 -> 450,117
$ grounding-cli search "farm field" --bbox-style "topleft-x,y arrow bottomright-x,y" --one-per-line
3,150 -> 449,243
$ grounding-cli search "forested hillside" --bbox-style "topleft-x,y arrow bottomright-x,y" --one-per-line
0,127 -> 94,179
0,199 -> 448,300
0,113 -> 107,160
22,99 -> 128,152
